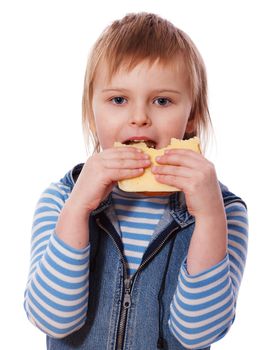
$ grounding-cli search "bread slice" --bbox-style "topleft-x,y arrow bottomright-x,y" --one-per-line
114,137 -> 201,192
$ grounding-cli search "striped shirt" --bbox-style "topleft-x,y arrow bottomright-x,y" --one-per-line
24,179 -> 248,349
112,187 -> 169,276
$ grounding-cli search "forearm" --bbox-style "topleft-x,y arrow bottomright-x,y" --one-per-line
55,198 -> 91,250
168,202 -> 248,349
168,256 -> 234,349
24,182 -> 91,338
24,233 -> 90,338
186,205 -> 227,275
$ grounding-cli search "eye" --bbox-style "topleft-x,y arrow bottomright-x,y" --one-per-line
110,96 -> 127,105
154,97 -> 172,106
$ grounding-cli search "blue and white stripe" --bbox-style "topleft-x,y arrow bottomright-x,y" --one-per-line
112,188 -> 169,275
168,202 -> 248,349
24,183 -> 90,338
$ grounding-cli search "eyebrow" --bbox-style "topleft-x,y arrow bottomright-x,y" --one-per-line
101,88 -> 181,95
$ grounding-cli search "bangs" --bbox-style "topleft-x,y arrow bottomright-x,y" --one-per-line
96,13 -> 196,90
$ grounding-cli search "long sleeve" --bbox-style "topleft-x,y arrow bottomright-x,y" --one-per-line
24,182 -> 90,338
168,201 -> 248,349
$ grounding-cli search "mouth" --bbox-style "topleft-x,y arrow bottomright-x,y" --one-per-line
123,139 -> 157,149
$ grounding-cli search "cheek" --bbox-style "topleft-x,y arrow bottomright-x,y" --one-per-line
94,109 -> 123,149
160,111 -> 190,136
174,106 -> 191,132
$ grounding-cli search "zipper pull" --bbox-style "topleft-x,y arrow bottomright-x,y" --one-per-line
123,278 -> 132,309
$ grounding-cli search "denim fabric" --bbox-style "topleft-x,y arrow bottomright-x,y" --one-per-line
47,164 -> 245,350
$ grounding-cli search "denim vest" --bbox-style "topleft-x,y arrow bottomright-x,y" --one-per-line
47,163 -> 246,350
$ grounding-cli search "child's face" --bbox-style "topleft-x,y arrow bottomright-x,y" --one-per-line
92,57 -> 193,150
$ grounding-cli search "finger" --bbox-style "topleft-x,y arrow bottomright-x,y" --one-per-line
104,157 -> 151,169
108,146 -> 145,154
164,148 -> 202,158
101,148 -> 149,161
154,171 -> 198,191
152,165 -> 196,178
154,173 -> 184,190
155,152 -> 202,169
113,168 -> 145,180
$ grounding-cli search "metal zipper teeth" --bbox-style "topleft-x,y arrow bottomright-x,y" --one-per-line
116,309 -> 127,350
116,282 -> 131,350
96,218 -> 129,271
96,219 -> 131,350
96,218 -> 179,350
134,225 -> 179,275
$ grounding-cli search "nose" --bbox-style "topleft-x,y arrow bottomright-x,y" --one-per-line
128,104 -> 151,127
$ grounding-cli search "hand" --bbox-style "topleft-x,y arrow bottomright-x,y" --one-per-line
151,149 -> 224,219
68,147 -> 151,212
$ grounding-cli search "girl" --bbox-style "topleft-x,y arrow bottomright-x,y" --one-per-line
24,12 -> 248,350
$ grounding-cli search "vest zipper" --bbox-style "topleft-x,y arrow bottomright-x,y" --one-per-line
135,226 -> 179,276
96,218 -> 180,350
96,218 -> 132,350
116,277 -> 132,350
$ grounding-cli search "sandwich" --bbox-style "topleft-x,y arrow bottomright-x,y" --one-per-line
113,137 -> 201,192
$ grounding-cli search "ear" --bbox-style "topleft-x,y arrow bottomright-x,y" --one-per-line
185,117 -> 195,134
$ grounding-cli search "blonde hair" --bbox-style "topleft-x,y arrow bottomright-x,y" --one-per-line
82,12 -> 212,154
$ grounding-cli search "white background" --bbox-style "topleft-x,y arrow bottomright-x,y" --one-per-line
1,0 -> 277,349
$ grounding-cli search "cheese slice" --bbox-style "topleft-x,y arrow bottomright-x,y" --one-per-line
114,137 -> 201,192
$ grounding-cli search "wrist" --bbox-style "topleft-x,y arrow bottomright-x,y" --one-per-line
56,199 -> 91,250
187,211 -> 227,275
195,212 -> 227,234
194,201 -> 226,222
64,198 -> 93,218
